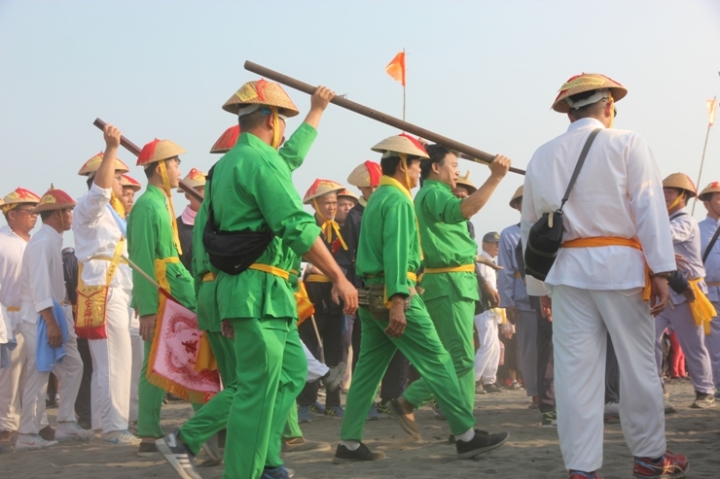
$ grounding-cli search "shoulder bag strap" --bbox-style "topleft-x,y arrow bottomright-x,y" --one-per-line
558,128 -> 602,212
703,223 -> 720,264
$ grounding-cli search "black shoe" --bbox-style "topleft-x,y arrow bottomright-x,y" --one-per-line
483,383 -> 503,393
541,410 -> 558,427
138,440 -> 159,457
155,430 -> 201,479
376,401 -> 391,415
456,430 -> 510,459
448,434 -> 456,445
261,466 -> 294,478
332,443 -> 386,464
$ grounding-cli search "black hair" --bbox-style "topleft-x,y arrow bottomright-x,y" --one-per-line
144,162 -> 159,179
380,155 -> 422,176
420,144 -> 451,180
40,210 -> 55,221
238,109 -> 267,131
86,176 -> 94,190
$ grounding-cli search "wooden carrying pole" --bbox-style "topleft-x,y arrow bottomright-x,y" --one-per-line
244,61 -> 525,176
93,118 -> 205,202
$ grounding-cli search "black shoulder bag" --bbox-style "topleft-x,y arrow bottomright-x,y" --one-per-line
202,165 -> 275,275
525,128 -> 601,281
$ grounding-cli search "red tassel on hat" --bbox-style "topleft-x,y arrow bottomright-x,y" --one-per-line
398,133 -> 428,155
364,160 -> 381,187
137,139 -> 161,166
256,79 -> 267,101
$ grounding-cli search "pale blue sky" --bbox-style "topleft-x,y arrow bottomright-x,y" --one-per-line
1,0 -> 719,243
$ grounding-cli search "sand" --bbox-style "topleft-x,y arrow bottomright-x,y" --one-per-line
2,379 -> 718,479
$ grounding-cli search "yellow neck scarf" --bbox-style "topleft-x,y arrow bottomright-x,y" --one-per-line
270,106 -> 282,150
313,199 -> 348,250
667,192 -> 685,213
158,161 -> 183,255
109,192 -> 126,219
379,175 -> 423,259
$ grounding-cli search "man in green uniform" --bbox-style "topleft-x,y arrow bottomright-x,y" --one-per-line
127,138 -> 198,455
334,134 -> 509,464
208,80 -> 357,479
400,144 -> 511,424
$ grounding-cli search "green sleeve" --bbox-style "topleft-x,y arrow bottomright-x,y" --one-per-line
383,198 -> 414,298
278,123 -> 318,172
422,188 -> 466,224
128,203 -> 160,317
249,155 -> 321,257
191,202 -> 208,297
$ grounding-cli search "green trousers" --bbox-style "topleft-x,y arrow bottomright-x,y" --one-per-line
340,296 -> 475,440
283,400 -> 303,439
223,318 -> 306,479
178,331 -> 236,454
403,296 -> 476,411
137,340 -> 201,438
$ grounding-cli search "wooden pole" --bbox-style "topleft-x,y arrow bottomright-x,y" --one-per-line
402,48 -> 406,122
243,61 -> 526,175
692,95 -> 717,215
93,118 -> 205,202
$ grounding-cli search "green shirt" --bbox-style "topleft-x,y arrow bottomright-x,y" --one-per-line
356,177 -> 421,298
415,179 -> 478,302
210,123 -> 321,320
127,184 -> 197,316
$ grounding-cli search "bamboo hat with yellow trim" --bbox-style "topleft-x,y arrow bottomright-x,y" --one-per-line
210,125 -> 240,154
78,152 -> 130,176
179,168 -> 206,192
136,139 -> 186,168
662,173 -> 697,198
338,189 -> 359,201
120,174 -> 142,192
510,185 -> 524,208
33,186 -> 76,214
303,179 -> 345,205
347,161 -> 382,188
456,171 -> 477,194
699,181 -> 720,201
1,187 -> 41,214
371,133 -> 429,159
552,73 -> 628,114
222,79 -> 300,117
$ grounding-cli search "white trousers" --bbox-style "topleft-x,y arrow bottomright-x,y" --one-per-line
303,340 -> 329,382
129,331 -> 143,424
89,288 -> 133,433
515,308 -> 538,397
18,311 -> 83,435
0,327 -> 26,431
655,301 -> 715,394
706,303 -> 720,389
474,311 -> 500,384
551,285 -> 666,472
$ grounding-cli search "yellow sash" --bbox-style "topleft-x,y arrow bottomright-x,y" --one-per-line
201,272 -> 216,282
365,271 -> 418,308
248,263 -> 290,281
295,281 -> 316,327
687,279 -> 716,335
562,237 -> 651,301
423,264 -> 475,274
6,307 -> 20,312
75,238 -> 126,338
305,273 -> 332,283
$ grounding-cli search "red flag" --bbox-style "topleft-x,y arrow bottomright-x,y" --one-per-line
386,52 -> 406,86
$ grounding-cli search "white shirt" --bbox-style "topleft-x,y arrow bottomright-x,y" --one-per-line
521,118 -> 675,296
667,208 -> 706,306
72,183 -> 131,289
19,224 -> 67,323
478,250 -> 498,287
0,225 -> 29,332
699,215 -> 720,303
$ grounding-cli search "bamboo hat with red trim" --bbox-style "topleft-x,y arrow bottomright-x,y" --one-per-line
663,173 -> 697,198
456,171 -> 477,194
210,125 -> 240,154
179,168 -> 206,191
347,161 -> 382,188
78,152 -> 130,176
136,139 -> 186,168
303,179 -> 345,205
371,133 -> 429,159
510,185 -> 524,208
32,186 -> 76,214
552,73 -> 628,113
1,187 -> 41,213
338,189 -> 359,201
120,174 -> 142,192
222,79 -> 300,117
699,181 -> 720,201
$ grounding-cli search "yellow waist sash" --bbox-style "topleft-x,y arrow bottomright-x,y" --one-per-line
687,279 -> 716,335
248,263 -> 290,281
201,272 -> 216,282
562,237 -> 650,301
423,264 -> 475,274
514,271 -> 523,279
305,273 -> 332,283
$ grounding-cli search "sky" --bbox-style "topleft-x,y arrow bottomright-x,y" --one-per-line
1,0 -> 719,246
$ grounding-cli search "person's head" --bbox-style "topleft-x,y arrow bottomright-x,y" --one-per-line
699,181 -> 720,220
223,80 -> 300,150
347,160 -> 382,202
79,152 -> 129,198
2,187 -> 41,238
34,188 -> 76,234
452,171 -> 477,199
137,139 -> 186,190
303,179 -> 344,222
372,134 -> 430,190
336,191 -> 358,223
662,173 -> 696,213
452,185 -> 471,199
420,144 -> 459,189
482,232 -> 500,257
509,185 -> 524,212
119,174 -> 141,213
552,73 -> 627,128
179,168 -> 207,212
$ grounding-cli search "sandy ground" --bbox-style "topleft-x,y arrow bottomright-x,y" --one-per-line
2,379 -> 719,479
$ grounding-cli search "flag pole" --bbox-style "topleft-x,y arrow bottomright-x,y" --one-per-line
692,95 -> 716,215
402,48 -> 406,121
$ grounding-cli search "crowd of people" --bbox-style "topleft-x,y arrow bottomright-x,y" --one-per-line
0,72 -> 718,479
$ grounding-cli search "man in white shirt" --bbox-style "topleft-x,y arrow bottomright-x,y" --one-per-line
521,73 -> 688,479
655,174 -> 715,408
16,187 -> 91,451
0,187 -> 41,451
698,181 -> 720,397
73,125 -> 139,445
474,232 -> 503,394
